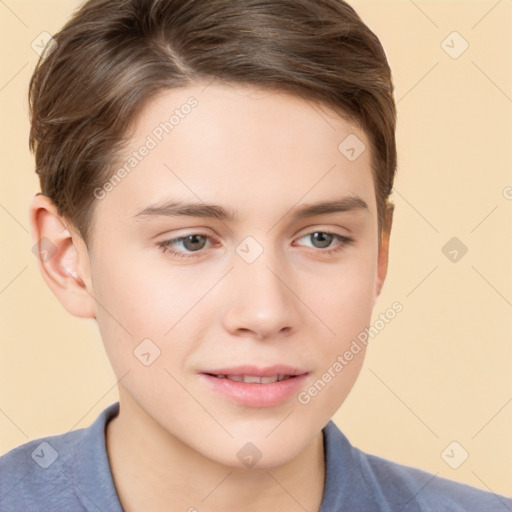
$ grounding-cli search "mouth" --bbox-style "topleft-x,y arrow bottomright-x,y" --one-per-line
200,364 -> 308,380
199,365 -> 309,408
205,374 -> 297,383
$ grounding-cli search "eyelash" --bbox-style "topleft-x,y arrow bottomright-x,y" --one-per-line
157,231 -> 354,260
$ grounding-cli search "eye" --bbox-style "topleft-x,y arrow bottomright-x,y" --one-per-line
157,230 -> 354,260
158,233 -> 213,260
294,231 -> 354,255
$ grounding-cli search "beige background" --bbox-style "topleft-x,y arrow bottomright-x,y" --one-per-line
1,0 -> 511,498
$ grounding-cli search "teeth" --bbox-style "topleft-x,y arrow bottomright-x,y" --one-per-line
214,374 -> 291,383
243,375 -> 266,383
260,376 -> 278,383
226,375 -> 244,382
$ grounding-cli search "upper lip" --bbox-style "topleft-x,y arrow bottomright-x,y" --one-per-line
201,365 -> 308,377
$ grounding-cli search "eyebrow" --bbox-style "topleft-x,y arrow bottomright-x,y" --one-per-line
133,196 -> 369,222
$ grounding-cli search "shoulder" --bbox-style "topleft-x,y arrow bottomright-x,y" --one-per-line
359,448 -> 512,511
321,420 -> 512,512
0,427 -> 86,511
0,402 -> 121,512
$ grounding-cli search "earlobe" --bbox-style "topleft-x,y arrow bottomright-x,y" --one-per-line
29,193 -> 96,319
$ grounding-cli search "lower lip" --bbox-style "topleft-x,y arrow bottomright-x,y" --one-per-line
200,373 -> 309,408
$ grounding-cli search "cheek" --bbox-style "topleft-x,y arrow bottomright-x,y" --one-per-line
92,244 -> 181,330
90,248 -> 213,377
298,248 -> 376,402
298,270 -> 374,421
310,250 -> 377,337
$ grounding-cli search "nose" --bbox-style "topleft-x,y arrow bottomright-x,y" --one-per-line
221,240 -> 301,341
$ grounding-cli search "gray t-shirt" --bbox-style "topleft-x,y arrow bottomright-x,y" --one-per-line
1,402 -> 510,511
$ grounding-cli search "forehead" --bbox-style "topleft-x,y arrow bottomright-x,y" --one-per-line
95,83 -> 376,227
130,83 -> 364,158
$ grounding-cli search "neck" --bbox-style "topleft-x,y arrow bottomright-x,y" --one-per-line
105,393 -> 326,512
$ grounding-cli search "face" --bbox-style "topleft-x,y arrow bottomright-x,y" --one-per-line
73,83 -> 388,468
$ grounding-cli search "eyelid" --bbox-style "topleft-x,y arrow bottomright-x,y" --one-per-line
158,225 -> 350,246
157,231 -> 218,258
295,224 -> 352,238
158,227 -> 354,260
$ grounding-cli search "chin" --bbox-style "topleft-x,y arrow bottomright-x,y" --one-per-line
201,429 -> 312,471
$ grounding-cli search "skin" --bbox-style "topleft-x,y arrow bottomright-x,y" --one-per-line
30,82 -> 392,512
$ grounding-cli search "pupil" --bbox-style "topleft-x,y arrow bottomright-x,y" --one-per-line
184,235 -> 206,251
312,232 -> 332,249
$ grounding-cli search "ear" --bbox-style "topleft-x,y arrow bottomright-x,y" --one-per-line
29,193 -> 96,318
374,202 -> 394,303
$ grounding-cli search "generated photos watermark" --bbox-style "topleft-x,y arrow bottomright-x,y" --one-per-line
297,301 -> 403,405
93,96 -> 198,200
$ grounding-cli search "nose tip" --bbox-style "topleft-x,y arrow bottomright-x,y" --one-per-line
222,248 -> 298,340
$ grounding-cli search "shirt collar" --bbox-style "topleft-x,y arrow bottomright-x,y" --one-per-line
74,401 -> 123,512
319,419 -> 365,511
74,403 -> 361,511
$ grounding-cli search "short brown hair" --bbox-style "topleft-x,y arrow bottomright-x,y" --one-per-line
29,0 -> 397,245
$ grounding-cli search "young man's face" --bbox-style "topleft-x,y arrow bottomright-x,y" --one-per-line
55,83 -> 390,467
